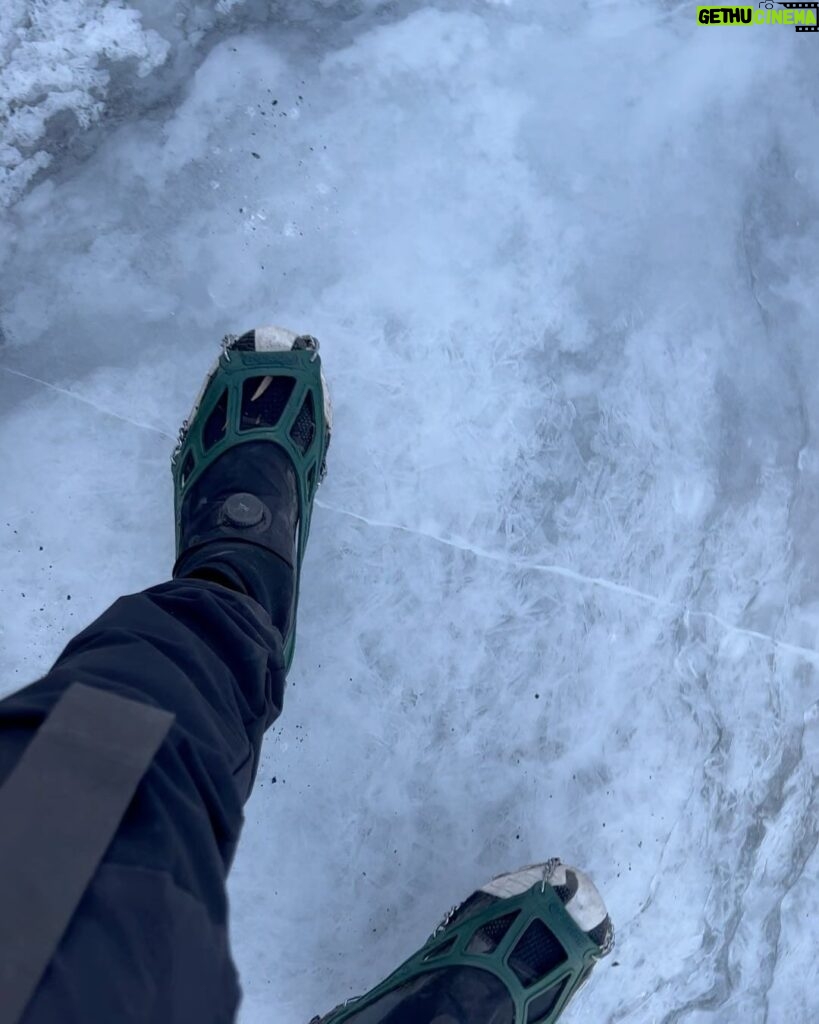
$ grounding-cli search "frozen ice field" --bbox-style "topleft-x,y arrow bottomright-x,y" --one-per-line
1,2 -> 819,1021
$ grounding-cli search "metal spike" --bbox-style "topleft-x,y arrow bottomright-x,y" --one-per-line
220,333 -> 238,361
171,419 -> 189,466
293,334 -> 320,362
251,376 -> 273,402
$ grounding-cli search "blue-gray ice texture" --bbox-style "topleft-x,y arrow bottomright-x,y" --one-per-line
1,1 -> 819,1022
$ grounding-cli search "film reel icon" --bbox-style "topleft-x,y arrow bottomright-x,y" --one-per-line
777,1 -> 819,31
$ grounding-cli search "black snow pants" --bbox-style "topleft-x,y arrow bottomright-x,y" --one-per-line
0,574 -> 285,1024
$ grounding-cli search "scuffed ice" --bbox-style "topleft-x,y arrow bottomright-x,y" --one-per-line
1,2 -> 819,1023
0,0 -> 169,206
0,0 -> 393,207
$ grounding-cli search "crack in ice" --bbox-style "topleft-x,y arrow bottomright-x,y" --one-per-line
2,366 -> 815,667
316,499 -> 819,666
1,365 -> 175,441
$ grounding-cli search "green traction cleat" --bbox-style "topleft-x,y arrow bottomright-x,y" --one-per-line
172,326 -> 332,671
310,860 -> 613,1024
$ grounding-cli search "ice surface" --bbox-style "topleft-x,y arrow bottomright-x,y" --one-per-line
1,1 -> 819,1021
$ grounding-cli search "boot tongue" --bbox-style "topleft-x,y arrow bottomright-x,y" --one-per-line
179,441 -> 300,571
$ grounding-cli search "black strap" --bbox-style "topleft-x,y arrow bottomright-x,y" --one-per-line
0,683 -> 174,1024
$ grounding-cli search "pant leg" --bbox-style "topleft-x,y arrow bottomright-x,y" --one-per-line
0,576 -> 285,1024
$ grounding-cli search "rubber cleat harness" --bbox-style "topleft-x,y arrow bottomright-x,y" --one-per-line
310,859 -> 613,1024
172,326 -> 331,671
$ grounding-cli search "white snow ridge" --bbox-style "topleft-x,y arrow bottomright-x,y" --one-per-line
0,0 -> 169,207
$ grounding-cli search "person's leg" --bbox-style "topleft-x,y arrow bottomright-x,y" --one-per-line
0,570 -> 286,1024
0,326 -> 331,1024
